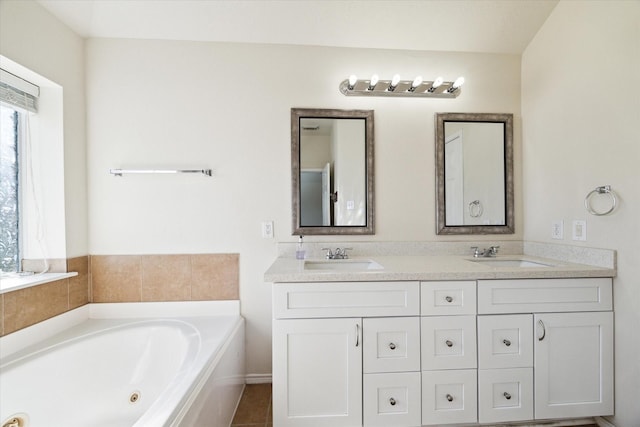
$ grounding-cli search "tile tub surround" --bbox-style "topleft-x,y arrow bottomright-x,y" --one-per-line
1,256 -> 89,336
90,253 -> 239,303
1,253 -> 239,337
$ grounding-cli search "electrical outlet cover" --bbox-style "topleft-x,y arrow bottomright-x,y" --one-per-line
551,220 -> 564,240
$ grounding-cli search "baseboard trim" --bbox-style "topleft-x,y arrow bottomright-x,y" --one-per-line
595,416 -> 616,427
245,373 -> 272,384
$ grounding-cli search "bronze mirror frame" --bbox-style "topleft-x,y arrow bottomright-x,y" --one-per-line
435,112 -> 514,235
291,108 -> 375,235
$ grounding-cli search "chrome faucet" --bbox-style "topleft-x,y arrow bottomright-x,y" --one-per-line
471,246 -> 500,257
322,247 -> 353,259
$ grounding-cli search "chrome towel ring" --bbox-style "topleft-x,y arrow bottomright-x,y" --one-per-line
584,185 -> 617,216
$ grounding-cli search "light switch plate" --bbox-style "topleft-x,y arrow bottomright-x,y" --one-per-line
572,220 -> 587,241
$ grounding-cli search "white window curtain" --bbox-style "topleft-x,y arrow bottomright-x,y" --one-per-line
0,68 -> 39,113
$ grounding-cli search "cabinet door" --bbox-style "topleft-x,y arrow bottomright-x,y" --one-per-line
534,312 -> 614,420
273,318 -> 362,427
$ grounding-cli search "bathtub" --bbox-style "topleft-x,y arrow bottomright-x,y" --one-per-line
0,301 -> 245,427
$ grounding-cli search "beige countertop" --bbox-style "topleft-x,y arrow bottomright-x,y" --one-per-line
264,254 -> 615,283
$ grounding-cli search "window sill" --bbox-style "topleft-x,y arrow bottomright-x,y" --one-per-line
0,272 -> 78,295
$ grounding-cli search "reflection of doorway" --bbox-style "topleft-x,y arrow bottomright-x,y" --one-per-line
301,163 -> 332,226
445,131 -> 464,225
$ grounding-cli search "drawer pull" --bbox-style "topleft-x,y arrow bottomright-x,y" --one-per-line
503,339 -> 511,347
389,397 -> 397,406
389,342 -> 397,350
445,340 -> 453,347
504,392 -> 512,400
356,324 -> 360,347
445,295 -> 453,303
538,319 -> 546,341
446,394 -> 454,402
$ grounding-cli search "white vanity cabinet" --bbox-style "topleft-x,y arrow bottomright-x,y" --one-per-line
477,278 -> 614,422
271,275 -> 614,427
272,281 -> 420,427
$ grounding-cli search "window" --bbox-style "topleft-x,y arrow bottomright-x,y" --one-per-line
0,104 -> 22,272
1,68 -> 39,274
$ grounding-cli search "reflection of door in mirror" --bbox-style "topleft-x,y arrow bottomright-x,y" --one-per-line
444,122 -> 506,226
300,118 -> 366,226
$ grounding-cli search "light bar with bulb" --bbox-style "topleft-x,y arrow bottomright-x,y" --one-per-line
339,74 -> 464,98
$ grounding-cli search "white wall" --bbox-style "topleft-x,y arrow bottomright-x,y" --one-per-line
522,1 -> 640,426
0,0 -> 87,258
85,38 -> 522,376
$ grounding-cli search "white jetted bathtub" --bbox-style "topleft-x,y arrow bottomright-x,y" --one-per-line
0,301 -> 245,427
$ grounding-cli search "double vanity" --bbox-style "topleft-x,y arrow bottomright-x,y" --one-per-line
265,248 -> 615,427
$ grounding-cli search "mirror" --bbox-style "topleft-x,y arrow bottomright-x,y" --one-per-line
435,113 -> 514,235
291,108 -> 374,235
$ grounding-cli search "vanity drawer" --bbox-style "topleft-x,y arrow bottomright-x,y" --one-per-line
273,281 -> 420,319
477,278 -> 612,314
421,281 -> 476,315
364,372 -> 422,427
478,314 -> 533,369
421,369 -> 477,425
478,367 -> 533,423
421,315 -> 477,370
364,317 -> 421,373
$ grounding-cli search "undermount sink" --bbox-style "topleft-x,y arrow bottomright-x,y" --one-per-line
469,258 -> 555,268
304,259 -> 384,272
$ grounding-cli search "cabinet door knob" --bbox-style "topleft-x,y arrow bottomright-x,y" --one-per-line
445,295 -> 453,303
388,342 -> 397,350
445,340 -> 453,347
446,394 -> 454,402
389,397 -> 397,406
503,339 -> 511,347
504,392 -> 512,400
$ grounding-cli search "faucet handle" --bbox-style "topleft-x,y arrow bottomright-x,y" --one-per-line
321,248 -> 333,259
470,246 -> 481,257
489,245 -> 500,256
341,248 -> 353,259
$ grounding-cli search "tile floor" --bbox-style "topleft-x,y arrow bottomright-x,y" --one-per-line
231,383 -> 272,426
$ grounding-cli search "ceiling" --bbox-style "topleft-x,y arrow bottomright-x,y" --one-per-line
37,0 -> 559,55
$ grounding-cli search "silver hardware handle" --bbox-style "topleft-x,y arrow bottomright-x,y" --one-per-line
471,246 -> 480,257
446,394 -> 454,402
356,324 -> 360,347
504,392 -> 512,400
445,340 -> 453,347
389,397 -> 397,406
109,168 -> 213,177
538,319 -> 546,341
503,339 -> 511,347
389,342 -> 397,350
321,248 -> 334,259
445,295 -> 453,303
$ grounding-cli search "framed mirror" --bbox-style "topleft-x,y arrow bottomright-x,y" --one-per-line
435,113 -> 514,235
291,108 -> 374,235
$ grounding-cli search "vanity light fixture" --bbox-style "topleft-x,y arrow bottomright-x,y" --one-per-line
340,74 -> 465,98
